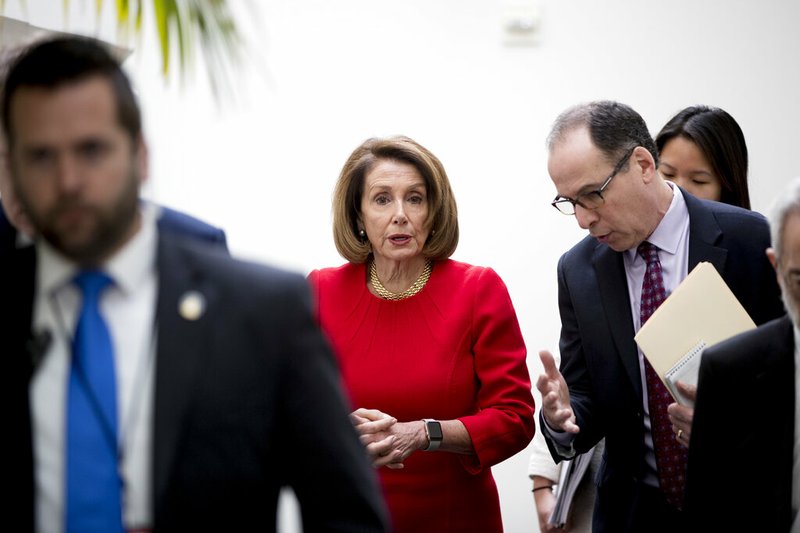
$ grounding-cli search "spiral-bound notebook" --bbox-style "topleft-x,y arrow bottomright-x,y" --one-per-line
663,340 -> 707,407
634,262 -> 756,406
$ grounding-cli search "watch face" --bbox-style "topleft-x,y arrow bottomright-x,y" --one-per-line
427,420 -> 443,440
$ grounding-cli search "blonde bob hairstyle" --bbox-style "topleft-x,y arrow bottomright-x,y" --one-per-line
332,135 -> 459,264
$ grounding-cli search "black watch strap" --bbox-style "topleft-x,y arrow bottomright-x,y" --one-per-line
423,419 -> 443,451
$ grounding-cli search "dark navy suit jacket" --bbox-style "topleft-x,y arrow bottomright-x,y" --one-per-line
0,204 -> 18,253
3,223 -> 388,532
687,315 -> 795,532
542,190 -> 785,532
153,205 -> 228,250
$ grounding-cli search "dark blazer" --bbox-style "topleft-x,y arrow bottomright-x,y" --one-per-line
686,315 -> 795,532
4,232 -> 388,532
0,202 -> 228,253
0,204 -> 18,253
154,205 -> 228,249
543,191 -> 785,532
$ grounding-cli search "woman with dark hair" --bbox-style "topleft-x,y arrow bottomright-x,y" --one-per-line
309,135 -> 535,532
655,105 -> 750,209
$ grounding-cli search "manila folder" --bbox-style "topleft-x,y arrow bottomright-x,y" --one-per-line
634,261 -> 756,405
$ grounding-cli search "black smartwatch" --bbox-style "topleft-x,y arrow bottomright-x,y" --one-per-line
422,419 -> 443,451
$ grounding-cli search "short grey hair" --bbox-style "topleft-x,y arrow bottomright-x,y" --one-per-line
769,176 -> 800,260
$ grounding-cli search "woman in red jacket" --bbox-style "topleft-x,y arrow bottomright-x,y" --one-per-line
309,135 -> 535,532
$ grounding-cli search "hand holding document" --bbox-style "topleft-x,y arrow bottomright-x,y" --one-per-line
634,262 -> 756,407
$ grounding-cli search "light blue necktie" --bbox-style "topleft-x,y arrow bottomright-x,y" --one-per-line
66,271 -> 124,533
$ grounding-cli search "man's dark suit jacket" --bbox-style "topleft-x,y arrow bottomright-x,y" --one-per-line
4,231 -> 388,531
154,205 -> 228,249
687,314 -> 795,532
0,204 -> 17,252
542,190 -> 785,532
0,203 -> 229,253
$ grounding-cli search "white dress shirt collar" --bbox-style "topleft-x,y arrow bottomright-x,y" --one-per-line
32,202 -> 159,532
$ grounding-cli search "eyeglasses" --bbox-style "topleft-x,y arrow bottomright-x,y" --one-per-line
551,147 -> 636,215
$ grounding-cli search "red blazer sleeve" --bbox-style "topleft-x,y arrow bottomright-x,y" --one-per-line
458,267 -> 535,472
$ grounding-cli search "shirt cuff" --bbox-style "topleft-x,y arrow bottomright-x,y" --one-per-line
541,415 -> 577,459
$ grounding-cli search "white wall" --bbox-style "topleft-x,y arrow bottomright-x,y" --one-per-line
6,1 -> 800,531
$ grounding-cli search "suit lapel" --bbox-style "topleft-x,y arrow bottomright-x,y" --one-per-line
684,190 -> 727,274
754,316 -> 796,508
591,190 -> 729,397
151,234 -> 219,511
592,244 -> 642,397
5,245 -> 37,529
0,206 -> 19,253
589,189 -> 728,399
754,316 -> 796,415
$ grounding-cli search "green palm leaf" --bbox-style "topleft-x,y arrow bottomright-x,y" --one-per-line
4,0 -> 244,101
125,0 -> 242,99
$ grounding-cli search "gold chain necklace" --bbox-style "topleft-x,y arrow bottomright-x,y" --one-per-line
369,259 -> 433,301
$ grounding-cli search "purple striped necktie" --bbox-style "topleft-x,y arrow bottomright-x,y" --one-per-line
638,241 -> 687,510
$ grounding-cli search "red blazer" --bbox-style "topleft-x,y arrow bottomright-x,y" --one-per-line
310,259 -> 535,533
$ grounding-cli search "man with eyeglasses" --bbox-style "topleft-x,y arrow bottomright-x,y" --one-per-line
535,100 -> 784,532
2,36 -> 388,532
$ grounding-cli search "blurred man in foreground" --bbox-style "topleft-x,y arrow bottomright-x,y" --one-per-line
2,36 -> 387,532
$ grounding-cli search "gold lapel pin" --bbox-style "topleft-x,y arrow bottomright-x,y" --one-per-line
179,291 -> 206,321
